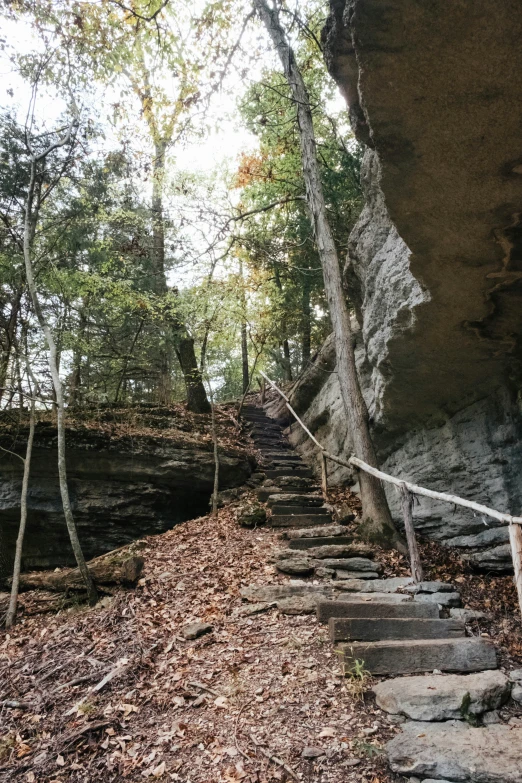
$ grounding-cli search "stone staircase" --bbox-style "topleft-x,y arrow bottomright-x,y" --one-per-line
242,403 -> 522,782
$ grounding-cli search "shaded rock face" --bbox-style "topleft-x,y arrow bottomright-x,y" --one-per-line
0,424 -> 251,574
268,0 -> 522,570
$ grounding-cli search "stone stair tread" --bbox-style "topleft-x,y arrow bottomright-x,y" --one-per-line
269,514 -> 333,527
335,570 -> 380,579
283,525 -> 348,540
339,638 -> 498,675
291,543 -> 374,558
265,469 -> 314,478
272,506 -> 329,516
268,493 -> 323,505
373,670 -> 510,721
288,535 -> 354,549
316,600 -> 440,623
386,721 -> 522,782
329,616 -> 466,642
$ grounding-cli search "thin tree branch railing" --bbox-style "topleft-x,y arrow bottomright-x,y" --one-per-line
260,371 -> 522,611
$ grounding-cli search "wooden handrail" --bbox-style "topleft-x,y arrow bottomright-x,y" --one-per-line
260,371 -> 522,612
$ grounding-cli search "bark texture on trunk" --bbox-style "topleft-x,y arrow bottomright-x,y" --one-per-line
177,335 -> 211,413
12,553 -> 144,592
254,0 -> 404,550
5,398 -> 35,628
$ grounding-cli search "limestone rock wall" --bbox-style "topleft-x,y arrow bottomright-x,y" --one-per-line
269,0 -> 522,570
0,420 -> 251,574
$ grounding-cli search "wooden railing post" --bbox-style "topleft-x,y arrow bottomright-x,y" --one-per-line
399,482 -> 424,584
509,521 -> 522,617
321,452 -> 328,502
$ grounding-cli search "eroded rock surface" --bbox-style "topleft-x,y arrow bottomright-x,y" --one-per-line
373,671 -> 510,722
265,0 -> 522,569
387,722 -> 522,783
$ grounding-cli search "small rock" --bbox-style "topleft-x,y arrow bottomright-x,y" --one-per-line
336,502 -> 356,525
511,685 -> 522,704
482,710 -> 501,725
509,669 -> 522,682
276,595 -> 318,615
343,758 -> 362,767
361,726 -> 378,736
234,602 -> 275,617
275,557 -> 314,576
236,503 -> 267,528
450,608 -> 489,621
301,746 -> 325,759
315,566 -> 335,578
509,716 -> 522,726
182,622 -> 213,640
387,714 -> 407,724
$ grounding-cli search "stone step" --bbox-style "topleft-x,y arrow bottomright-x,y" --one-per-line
291,543 -> 374,559
268,493 -> 323,507
257,486 -> 320,502
329,617 -> 465,642
269,514 -> 333,528
386,722 -> 522,782
317,600 -> 441,623
265,468 -> 314,478
262,452 -> 301,461
373,670 -> 510,722
283,525 -> 348,540
272,506 -> 329,516
257,442 -> 292,450
338,638 -> 498,676
289,536 -> 357,550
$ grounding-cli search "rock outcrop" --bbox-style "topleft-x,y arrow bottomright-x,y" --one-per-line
0,409 -> 251,574
268,0 -> 522,569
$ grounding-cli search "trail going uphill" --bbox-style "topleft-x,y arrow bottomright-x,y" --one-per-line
242,402 -> 522,783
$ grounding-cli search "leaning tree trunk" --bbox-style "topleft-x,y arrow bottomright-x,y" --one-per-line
300,271 -> 312,370
5,396 -> 35,628
254,0 -> 404,551
239,260 -> 249,393
23,159 -> 98,604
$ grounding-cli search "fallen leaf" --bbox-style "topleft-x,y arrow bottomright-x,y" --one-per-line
214,695 -> 228,708
152,761 -> 166,777
56,754 -> 65,766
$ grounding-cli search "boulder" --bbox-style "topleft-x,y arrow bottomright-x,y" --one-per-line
236,503 -> 267,528
512,685 -> 522,704
373,671 -> 510,721
463,545 -> 514,572
275,557 -> 314,576
386,722 -> 522,782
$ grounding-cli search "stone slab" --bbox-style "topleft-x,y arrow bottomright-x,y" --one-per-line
241,584 -> 332,603
284,525 -> 347,540
335,570 -> 379,580
268,493 -> 323,506
414,592 -> 461,607
289,536 -> 356,549
331,577 -> 414,592
272,506 -> 329,516
317,600 -> 439,623
386,721 -> 522,782
269,514 -> 333,528
373,670 -> 510,721
265,469 -> 314,479
316,557 -> 381,571
339,638 -> 497,676
330,617 -> 465,642
404,581 -> 456,594
302,544 -> 374,559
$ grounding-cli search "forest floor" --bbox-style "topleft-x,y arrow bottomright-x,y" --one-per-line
1,487 -> 522,783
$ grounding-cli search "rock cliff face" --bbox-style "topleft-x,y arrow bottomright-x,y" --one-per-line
0,409 -> 252,575
270,0 -> 522,569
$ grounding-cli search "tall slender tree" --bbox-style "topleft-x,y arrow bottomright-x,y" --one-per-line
253,0 -> 404,550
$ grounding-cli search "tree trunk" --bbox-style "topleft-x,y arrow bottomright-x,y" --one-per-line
177,335 -> 211,413
5,397 -> 35,628
239,259 -> 249,393
23,158 -> 98,603
301,272 -> 312,370
282,339 -> 293,381
152,139 -> 210,412
0,288 -> 22,406
12,552 -> 144,592
254,0 -> 404,551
